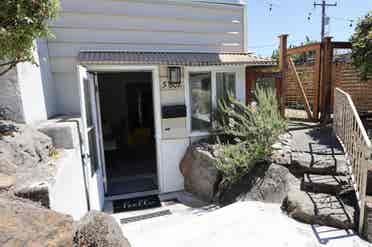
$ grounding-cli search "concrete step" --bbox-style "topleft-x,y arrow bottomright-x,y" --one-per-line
289,152 -> 349,176
301,174 -> 351,195
282,190 -> 356,230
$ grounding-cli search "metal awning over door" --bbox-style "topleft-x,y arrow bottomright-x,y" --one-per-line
78,51 -> 275,66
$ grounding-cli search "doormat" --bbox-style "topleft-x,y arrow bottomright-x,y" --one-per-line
120,209 -> 172,224
113,195 -> 161,213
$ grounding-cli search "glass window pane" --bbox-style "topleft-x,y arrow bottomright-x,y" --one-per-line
88,129 -> 99,176
216,72 -> 236,104
84,78 -> 93,127
189,72 -> 212,131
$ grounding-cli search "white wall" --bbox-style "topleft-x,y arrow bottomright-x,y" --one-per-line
15,39 -> 60,124
39,118 -> 89,220
0,40 -> 57,123
17,58 -> 48,124
37,40 -> 58,118
50,149 -> 88,219
47,0 -> 246,115
0,67 -> 24,122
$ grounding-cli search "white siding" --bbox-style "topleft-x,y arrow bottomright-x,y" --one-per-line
47,0 -> 246,114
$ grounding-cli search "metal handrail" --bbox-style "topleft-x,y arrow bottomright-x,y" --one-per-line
333,87 -> 372,234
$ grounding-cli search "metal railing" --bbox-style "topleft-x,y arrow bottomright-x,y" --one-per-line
333,87 -> 372,234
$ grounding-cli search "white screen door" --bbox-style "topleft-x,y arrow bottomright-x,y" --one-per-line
78,65 -> 105,210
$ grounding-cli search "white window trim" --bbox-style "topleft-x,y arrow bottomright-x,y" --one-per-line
184,65 -> 245,137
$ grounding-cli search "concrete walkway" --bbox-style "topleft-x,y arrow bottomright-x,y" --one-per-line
116,200 -> 370,247
109,124 -> 372,246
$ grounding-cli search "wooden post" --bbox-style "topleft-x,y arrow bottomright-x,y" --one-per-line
313,47 -> 322,121
320,36 -> 333,121
279,34 -> 288,117
245,68 -> 255,105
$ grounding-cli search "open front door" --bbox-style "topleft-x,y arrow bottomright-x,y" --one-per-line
78,65 -> 105,210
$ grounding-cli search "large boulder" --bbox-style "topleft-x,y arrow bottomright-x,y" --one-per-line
218,163 -> 300,205
0,121 -> 53,169
180,145 -> 222,202
73,211 -> 131,247
281,187 -> 356,229
0,195 -> 74,247
0,173 -> 15,190
0,121 -> 56,207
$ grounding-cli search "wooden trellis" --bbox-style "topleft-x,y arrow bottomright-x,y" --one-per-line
278,35 -> 354,121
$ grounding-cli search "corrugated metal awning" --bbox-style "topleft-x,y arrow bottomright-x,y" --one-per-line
78,51 -> 275,66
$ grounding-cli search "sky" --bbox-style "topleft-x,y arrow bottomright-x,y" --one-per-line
246,0 -> 372,56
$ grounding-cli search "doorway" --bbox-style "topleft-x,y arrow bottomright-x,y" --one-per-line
97,72 -> 158,196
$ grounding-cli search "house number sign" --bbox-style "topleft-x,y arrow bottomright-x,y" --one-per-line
162,66 -> 183,89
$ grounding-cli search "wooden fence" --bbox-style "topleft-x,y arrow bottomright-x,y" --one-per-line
286,61 -> 372,113
333,87 -> 372,234
278,35 -> 372,121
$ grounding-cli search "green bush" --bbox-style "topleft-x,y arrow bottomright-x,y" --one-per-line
350,11 -> 372,80
215,87 -> 287,185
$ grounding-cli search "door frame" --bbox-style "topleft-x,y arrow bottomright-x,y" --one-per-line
81,64 -> 163,198
77,66 -> 106,210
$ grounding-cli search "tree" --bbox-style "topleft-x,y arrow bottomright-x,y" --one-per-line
0,0 -> 59,76
271,49 -> 279,64
350,11 -> 372,80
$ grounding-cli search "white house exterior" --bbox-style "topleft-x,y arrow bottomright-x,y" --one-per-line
1,0 -> 275,218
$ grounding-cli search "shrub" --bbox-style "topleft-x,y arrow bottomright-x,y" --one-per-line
215,87 -> 287,185
350,11 -> 372,80
215,142 -> 266,185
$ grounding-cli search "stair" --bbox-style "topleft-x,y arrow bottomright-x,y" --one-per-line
301,174 -> 351,195
290,152 -> 349,176
281,126 -> 357,230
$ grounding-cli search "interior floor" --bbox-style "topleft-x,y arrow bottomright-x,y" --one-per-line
98,72 -> 158,196
105,145 -> 157,196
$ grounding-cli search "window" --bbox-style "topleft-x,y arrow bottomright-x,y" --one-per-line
189,72 -> 212,131
189,71 -> 237,132
216,72 -> 236,105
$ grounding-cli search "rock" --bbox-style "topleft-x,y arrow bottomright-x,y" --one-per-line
270,133 -> 292,165
281,188 -> 355,229
180,145 -> 222,202
0,121 -> 57,207
14,181 -> 50,208
0,174 -> 15,190
73,211 -> 131,247
0,195 -> 74,247
0,121 -> 53,168
0,159 -> 17,175
218,163 -> 300,205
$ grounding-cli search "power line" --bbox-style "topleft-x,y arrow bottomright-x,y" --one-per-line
308,12 -> 355,28
313,1 -> 338,40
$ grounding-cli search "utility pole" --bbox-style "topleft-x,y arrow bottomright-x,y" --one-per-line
313,1 -> 337,41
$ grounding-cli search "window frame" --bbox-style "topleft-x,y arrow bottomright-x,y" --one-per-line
185,66 -> 243,136
188,71 -> 213,132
